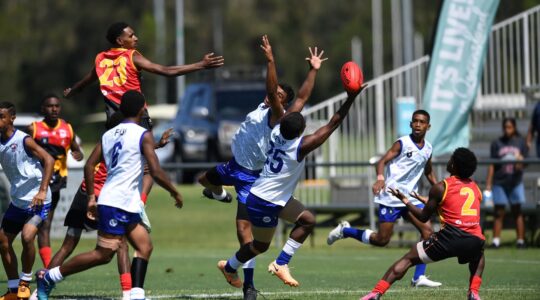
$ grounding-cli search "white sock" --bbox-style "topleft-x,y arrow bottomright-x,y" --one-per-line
48,267 -> 64,283
122,290 -> 131,299
19,272 -> 32,282
228,254 -> 243,270
243,258 -> 256,269
492,237 -> 500,246
517,239 -> 525,245
212,189 -> 227,200
362,229 -> 374,244
7,279 -> 18,290
282,238 -> 302,256
131,287 -> 145,300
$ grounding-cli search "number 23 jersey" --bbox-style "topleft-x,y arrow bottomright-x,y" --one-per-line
99,122 -> 147,213
250,124 -> 305,206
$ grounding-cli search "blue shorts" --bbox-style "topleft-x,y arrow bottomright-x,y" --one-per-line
215,158 -> 262,204
1,203 -> 51,234
246,193 -> 282,228
492,183 -> 526,206
378,203 -> 425,223
97,205 -> 142,236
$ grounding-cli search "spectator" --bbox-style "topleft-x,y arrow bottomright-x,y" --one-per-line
486,118 -> 527,249
526,101 -> 540,156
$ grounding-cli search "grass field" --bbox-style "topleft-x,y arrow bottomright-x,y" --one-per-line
6,185 -> 540,299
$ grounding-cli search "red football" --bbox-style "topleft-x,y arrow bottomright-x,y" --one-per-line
340,61 -> 364,93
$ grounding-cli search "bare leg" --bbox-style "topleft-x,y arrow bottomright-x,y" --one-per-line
20,224 -> 39,274
381,245 -> 423,284
141,173 -> 153,197
288,211 -> 316,243
37,211 -> 54,249
48,228 -> 82,268
510,204 -> 525,242
198,172 -> 224,194
117,237 -> 131,274
369,222 -> 395,247
0,229 -> 19,280
59,233 -> 119,277
493,205 -> 505,240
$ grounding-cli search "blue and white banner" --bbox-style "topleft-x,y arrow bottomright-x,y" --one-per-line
423,0 -> 499,156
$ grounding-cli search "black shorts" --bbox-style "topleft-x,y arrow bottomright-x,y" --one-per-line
50,190 -> 61,211
236,202 -> 249,221
417,224 -> 485,264
63,186 -> 98,231
105,100 -> 153,130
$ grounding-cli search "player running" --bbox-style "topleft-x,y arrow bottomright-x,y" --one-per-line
27,94 -> 84,268
0,102 -> 54,300
361,148 -> 485,300
198,35 -> 326,299
217,87 -> 365,290
327,110 -> 441,287
36,91 -> 183,300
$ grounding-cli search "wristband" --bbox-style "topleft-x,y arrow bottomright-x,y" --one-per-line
377,175 -> 384,181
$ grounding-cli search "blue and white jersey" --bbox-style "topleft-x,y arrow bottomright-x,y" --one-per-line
99,122 -> 147,213
231,103 -> 273,171
375,135 -> 432,207
250,125 -> 305,206
0,129 -> 51,209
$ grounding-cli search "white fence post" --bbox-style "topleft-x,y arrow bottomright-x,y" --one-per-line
375,81 -> 386,154
523,14 -> 531,87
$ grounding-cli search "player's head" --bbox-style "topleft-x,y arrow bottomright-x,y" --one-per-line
106,22 -> 138,49
264,83 -> 295,108
120,90 -> 145,119
41,93 -> 61,122
410,109 -> 430,138
502,117 -> 519,138
0,102 -> 16,132
106,111 -> 124,130
447,147 -> 477,179
279,112 -> 306,140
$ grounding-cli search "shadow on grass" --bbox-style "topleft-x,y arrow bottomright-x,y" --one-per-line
52,295 -> 293,300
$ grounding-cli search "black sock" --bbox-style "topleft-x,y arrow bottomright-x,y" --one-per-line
131,257 -> 149,288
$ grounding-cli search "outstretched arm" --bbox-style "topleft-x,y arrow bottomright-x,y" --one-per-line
260,35 -> 285,126
133,51 -> 224,77
287,47 -> 327,114
64,67 -> 98,98
299,87 -> 365,160
388,182 -> 444,223
24,137 -> 55,207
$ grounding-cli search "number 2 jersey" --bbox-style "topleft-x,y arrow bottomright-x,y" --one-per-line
250,124 -> 305,206
439,176 -> 484,240
99,122 -> 146,213
95,48 -> 142,107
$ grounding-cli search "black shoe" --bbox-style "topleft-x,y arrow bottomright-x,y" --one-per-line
202,188 -> 233,203
243,285 -> 258,300
517,242 -> 527,249
488,243 -> 500,249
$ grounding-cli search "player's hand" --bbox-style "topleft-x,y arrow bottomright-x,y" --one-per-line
157,128 -> 174,148
409,191 -> 428,204
200,53 -> 224,69
87,194 -> 98,221
305,47 -> 328,70
388,187 -> 408,203
346,83 -> 368,99
71,150 -> 84,161
372,179 -> 386,195
172,192 -> 183,209
63,88 -> 72,98
260,35 -> 274,62
31,190 -> 46,208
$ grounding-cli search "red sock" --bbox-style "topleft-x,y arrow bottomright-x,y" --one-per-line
39,247 -> 52,268
141,193 -> 148,205
372,280 -> 391,295
120,273 -> 132,291
469,275 -> 482,294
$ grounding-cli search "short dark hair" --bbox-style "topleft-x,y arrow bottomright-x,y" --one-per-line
279,83 -> 295,105
41,93 -> 60,105
120,90 -> 145,117
0,102 -> 16,116
452,147 -> 477,179
106,111 -> 125,129
412,109 -> 430,123
106,22 -> 129,45
280,112 -> 305,140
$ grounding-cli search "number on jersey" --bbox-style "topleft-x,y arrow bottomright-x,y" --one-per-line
110,142 -> 123,168
459,187 -> 478,216
265,141 -> 286,173
98,56 -> 128,87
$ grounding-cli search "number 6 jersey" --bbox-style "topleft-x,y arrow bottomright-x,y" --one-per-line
250,124 -> 305,206
99,122 -> 147,213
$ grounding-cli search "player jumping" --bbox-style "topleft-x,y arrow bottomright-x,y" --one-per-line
217,87 -> 365,290
36,91 -> 183,300
198,35 -> 325,299
327,110 -> 441,287
361,148 -> 485,300
27,94 -> 84,268
0,102 -> 54,300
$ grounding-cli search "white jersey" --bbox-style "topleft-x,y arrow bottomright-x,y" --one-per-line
0,129 -> 51,209
250,125 -> 305,206
99,122 -> 147,213
375,135 -> 433,207
231,103 -> 273,171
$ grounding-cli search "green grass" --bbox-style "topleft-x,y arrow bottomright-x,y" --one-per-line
6,185 -> 540,299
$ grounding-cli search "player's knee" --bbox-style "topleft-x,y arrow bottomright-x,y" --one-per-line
371,234 -> 391,246
493,206 -> 505,219
297,211 -> 316,231
197,172 -> 208,186
96,248 -> 115,263
252,240 -> 270,254
21,232 -> 35,245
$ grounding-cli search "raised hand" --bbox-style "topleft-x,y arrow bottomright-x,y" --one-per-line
305,47 -> 328,70
157,128 -> 174,148
201,53 -> 224,69
409,191 -> 428,204
64,88 -> 72,98
388,187 -> 408,203
260,35 -> 274,62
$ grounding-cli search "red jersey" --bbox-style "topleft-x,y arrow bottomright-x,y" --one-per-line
95,48 -> 142,105
81,161 -> 107,197
439,176 -> 485,240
